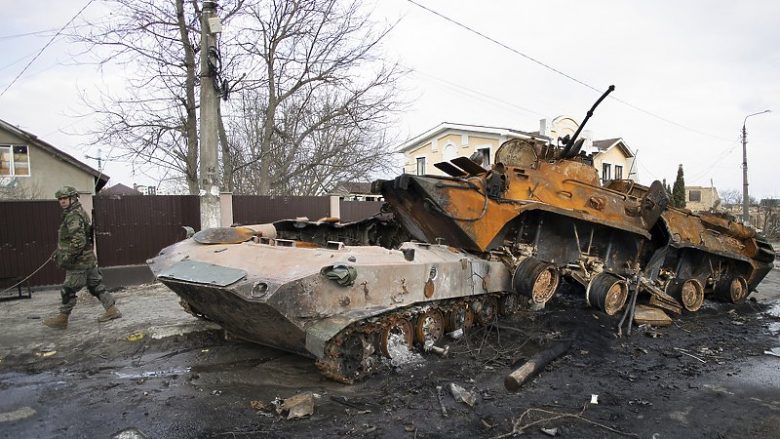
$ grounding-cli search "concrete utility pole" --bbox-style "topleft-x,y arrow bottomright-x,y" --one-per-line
741,109 -> 770,224
199,0 -> 222,229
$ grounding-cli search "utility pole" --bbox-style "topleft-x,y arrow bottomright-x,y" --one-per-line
741,109 -> 771,225
199,0 -> 222,229
741,123 -> 749,224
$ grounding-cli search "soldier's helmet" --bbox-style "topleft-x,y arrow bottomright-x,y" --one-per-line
55,186 -> 79,199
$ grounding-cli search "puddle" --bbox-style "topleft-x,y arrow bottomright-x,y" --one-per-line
113,367 -> 190,380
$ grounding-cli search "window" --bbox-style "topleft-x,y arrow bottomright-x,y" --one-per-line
0,145 -> 30,176
615,165 -> 623,180
416,157 -> 426,176
689,190 -> 701,202
602,163 -> 612,183
476,147 -> 491,167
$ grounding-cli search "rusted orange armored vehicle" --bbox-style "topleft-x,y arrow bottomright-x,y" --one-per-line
149,86 -> 774,383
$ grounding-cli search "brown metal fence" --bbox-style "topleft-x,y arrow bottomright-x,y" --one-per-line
339,200 -> 383,222
2,195 -> 382,287
93,195 -> 200,267
0,200 -> 63,286
232,195 -> 331,225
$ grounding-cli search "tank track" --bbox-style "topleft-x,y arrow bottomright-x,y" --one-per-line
315,293 -> 513,384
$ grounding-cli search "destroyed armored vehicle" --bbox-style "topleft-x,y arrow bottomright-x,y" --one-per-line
149,86 -> 775,383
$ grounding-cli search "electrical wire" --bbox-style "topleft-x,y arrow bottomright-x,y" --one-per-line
404,0 -> 731,142
406,65 -> 547,118
0,0 -> 96,99
0,250 -> 55,295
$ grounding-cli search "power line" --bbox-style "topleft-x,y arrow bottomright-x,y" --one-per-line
405,0 -> 731,142
0,28 -> 58,40
0,0 -> 96,99
405,65 -> 547,118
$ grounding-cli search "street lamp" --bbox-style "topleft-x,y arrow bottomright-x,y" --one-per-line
742,109 -> 771,224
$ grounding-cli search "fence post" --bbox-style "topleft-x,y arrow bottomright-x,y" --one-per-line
220,192 -> 234,227
330,195 -> 341,220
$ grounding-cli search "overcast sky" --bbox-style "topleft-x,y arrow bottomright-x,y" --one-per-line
1,0 -> 778,198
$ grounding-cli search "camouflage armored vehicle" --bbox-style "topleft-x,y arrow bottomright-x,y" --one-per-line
149,87 -> 774,383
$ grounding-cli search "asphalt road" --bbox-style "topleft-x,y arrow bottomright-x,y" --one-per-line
1,271 -> 779,438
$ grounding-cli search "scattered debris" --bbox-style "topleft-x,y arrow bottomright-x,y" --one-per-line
34,350 -> 56,358
674,347 -> 706,363
249,393 -> 315,419
541,426 -> 559,437
404,424 -> 416,432
764,347 -> 780,358
628,399 -> 653,406
424,342 -> 449,357
505,337 -> 573,392
0,406 -> 36,423
111,428 -> 148,439
447,328 -> 464,339
127,331 -> 145,342
590,394 -> 599,405
250,400 -> 271,412
493,405 -> 638,438
279,392 -> 315,419
435,385 -> 448,417
633,305 -> 672,327
448,383 -> 476,407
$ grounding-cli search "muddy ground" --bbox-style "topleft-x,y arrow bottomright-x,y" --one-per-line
1,271 -> 780,439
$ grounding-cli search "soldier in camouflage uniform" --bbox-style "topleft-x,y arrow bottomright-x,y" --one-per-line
43,186 -> 122,329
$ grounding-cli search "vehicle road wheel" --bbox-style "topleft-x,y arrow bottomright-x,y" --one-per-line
379,318 -> 414,358
587,273 -> 628,316
667,278 -> 705,312
474,296 -> 498,325
513,258 -> 560,304
414,309 -> 445,347
716,276 -> 749,304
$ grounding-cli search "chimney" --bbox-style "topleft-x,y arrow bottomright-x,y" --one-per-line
539,118 -> 551,138
581,130 -> 593,152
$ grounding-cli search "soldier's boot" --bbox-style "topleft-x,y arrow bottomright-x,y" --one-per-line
43,313 -> 69,329
97,305 -> 122,323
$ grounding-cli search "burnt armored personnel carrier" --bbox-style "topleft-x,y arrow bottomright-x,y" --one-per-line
149,87 -> 774,383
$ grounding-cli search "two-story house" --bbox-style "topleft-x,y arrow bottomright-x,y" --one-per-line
0,118 -> 109,200
398,117 -> 637,184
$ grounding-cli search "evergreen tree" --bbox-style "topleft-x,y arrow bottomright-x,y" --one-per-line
672,164 -> 686,208
663,178 -> 672,198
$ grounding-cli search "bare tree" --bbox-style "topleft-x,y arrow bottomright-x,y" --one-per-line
720,189 -> 757,207
225,0 -> 405,195
719,189 -> 742,206
72,0 -> 245,194
72,0 -> 402,196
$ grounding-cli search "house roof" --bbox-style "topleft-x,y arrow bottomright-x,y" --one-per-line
99,183 -> 142,196
330,181 -> 374,196
0,118 -> 109,191
591,137 -> 634,157
396,122 -> 542,153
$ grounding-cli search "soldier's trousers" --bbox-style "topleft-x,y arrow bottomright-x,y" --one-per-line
59,267 -> 115,314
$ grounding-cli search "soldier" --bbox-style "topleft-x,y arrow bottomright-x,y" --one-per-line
43,186 -> 122,329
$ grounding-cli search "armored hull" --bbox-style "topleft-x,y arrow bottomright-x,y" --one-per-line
149,222 -> 513,382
